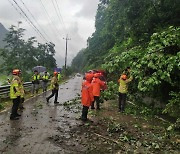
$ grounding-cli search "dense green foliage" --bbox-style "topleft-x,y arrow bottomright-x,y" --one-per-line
0,25 -> 57,81
72,0 -> 180,120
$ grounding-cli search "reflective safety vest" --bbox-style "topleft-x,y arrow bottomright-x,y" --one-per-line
10,76 -> 21,99
42,75 -> 49,80
58,73 -> 61,81
50,76 -> 59,90
33,75 -> 40,81
32,75 -> 40,84
119,76 -> 133,93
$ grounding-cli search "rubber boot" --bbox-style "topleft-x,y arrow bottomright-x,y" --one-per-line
81,106 -> 88,121
91,102 -> 95,109
97,102 -> 100,110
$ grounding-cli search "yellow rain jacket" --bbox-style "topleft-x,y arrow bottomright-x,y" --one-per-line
50,76 -> 59,90
58,73 -> 61,82
10,76 -> 21,99
119,76 -> 133,94
42,75 -> 49,80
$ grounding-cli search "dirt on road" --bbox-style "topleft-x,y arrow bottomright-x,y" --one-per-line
0,76 -> 85,154
0,76 -> 179,154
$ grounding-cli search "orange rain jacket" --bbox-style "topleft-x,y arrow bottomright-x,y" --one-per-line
81,80 -> 94,107
92,77 -> 105,97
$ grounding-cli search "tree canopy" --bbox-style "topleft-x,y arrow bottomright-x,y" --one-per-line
0,25 -> 57,73
71,0 -> 180,120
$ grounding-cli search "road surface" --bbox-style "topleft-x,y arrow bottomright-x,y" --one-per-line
0,76 -> 84,154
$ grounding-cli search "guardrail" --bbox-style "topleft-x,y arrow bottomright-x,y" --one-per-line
0,82 -> 32,98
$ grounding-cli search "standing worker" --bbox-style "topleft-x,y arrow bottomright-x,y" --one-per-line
18,70 -> 25,110
91,73 -> 106,110
31,70 -> 40,96
42,71 -> 49,92
46,72 -> 59,104
81,73 -> 94,121
10,69 -> 21,120
118,74 -> 133,112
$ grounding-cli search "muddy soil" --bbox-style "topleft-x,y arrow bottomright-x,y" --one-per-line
74,101 -> 180,154
0,76 -> 179,154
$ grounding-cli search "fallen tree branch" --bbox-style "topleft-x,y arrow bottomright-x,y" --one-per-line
94,133 -> 120,144
127,101 -> 135,106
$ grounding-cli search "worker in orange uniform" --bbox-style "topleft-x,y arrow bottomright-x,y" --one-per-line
81,73 -> 94,121
118,74 -> 133,112
91,73 -> 106,110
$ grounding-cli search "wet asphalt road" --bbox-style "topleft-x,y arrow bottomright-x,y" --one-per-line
0,76 -> 83,154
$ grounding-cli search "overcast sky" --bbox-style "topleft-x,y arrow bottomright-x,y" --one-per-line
0,0 -> 99,67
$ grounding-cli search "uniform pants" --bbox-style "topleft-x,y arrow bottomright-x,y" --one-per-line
42,82 -> 48,92
91,96 -> 100,109
19,97 -> 25,109
119,92 -> 127,112
10,96 -> 20,118
81,106 -> 89,121
32,84 -> 39,94
47,89 -> 58,103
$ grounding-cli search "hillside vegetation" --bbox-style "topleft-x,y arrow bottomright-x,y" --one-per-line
71,0 -> 180,123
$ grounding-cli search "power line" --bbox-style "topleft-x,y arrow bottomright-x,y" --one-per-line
39,0 -> 63,37
38,0 -> 61,41
11,0 -> 48,42
7,0 -> 63,64
51,0 -> 66,36
54,0 -> 67,34
7,0 -> 45,42
19,0 -> 52,42
38,0 -> 65,59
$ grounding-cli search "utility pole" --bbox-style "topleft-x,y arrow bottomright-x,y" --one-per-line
18,21 -> 22,28
63,34 -> 71,70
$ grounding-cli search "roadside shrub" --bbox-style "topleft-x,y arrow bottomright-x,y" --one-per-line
101,81 -> 118,100
163,92 -> 180,119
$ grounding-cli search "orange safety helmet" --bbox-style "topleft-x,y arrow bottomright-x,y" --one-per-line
85,73 -> 94,81
94,73 -> 100,78
12,69 -> 20,75
121,74 -> 127,80
54,72 -> 58,76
